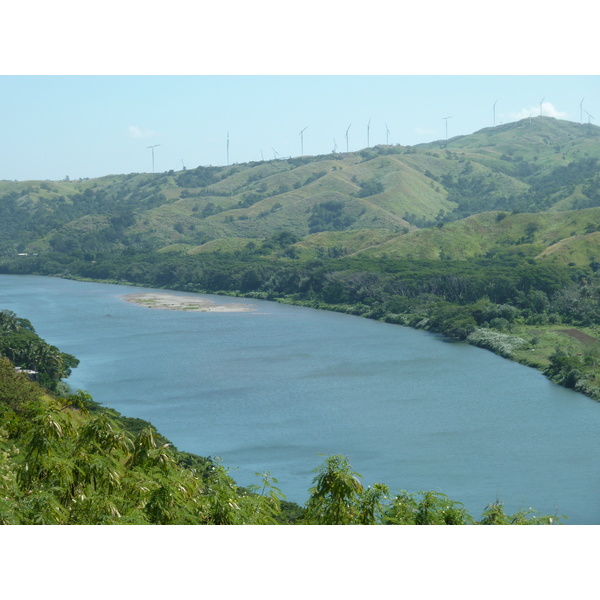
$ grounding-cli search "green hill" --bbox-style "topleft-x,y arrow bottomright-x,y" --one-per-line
351,207 -> 600,267
2,116 -> 599,265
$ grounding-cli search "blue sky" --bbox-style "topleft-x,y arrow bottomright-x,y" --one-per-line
1,75 -> 598,182
2,3 -> 598,182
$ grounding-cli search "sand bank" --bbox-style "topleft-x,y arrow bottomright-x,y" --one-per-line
121,293 -> 254,312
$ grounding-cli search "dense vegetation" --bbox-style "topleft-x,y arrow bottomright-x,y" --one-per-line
0,309 -> 78,392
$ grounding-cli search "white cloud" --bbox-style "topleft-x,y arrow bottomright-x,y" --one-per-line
128,125 -> 157,138
508,102 -> 568,122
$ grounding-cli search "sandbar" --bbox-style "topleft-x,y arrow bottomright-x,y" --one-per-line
121,293 -> 254,312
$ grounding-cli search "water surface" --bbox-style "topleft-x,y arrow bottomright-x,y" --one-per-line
2,274 -> 599,523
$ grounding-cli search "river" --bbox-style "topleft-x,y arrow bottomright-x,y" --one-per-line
1,274 -> 599,523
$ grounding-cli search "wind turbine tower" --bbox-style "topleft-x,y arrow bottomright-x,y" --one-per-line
147,144 -> 160,173
493,100 -> 498,127
539,97 -> 545,117
585,110 -> 594,125
385,123 -> 390,145
345,124 -> 351,152
580,98 -> 585,124
367,118 -> 371,148
227,132 -> 230,166
300,126 -> 308,156
443,116 -> 452,140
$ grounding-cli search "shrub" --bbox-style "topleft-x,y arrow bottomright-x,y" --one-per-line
467,328 -> 526,358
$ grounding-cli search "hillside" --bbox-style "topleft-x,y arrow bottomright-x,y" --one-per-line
1,116 -> 599,267
350,207 -> 600,267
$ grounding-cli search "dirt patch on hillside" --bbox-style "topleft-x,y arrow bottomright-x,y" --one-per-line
559,329 -> 598,344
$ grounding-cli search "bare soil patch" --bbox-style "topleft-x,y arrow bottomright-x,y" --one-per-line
559,329 -> 598,344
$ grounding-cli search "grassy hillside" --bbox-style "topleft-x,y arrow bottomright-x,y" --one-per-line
352,207 -> 600,267
2,116 -> 599,265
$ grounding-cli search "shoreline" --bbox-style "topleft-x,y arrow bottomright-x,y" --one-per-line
120,292 -> 255,313
7,273 -> 597,402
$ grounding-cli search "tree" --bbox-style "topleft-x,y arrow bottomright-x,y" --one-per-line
304,455 -> 367,524
302,455 -> 560,525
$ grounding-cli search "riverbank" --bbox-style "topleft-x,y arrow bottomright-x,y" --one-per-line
16,273 -> 600,403
268,295 -> 600,403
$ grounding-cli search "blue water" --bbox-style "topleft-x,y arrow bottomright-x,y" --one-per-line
2,274 -> 599,523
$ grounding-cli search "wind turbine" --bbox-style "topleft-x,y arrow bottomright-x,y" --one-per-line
226,132 -> 230,166
385,123 -> 390,145
332,138 -> 338,153
580,98 -> 585,124
147,144 -> 160,173
367,118 -> 371,148
539,97 -> 545,116
345,124 -> 351,152
493,100 -> 498,127
260,149 -> 264,161
272,147 -> 279,159
585,110 -> 594,125
443,116 -> 452,140
300,126 -> 308,156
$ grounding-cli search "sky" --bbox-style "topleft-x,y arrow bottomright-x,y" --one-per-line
2,2 -> 599,182
1,75 -> 598,182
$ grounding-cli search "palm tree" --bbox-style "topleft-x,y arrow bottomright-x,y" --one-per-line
0,310 -> 21,333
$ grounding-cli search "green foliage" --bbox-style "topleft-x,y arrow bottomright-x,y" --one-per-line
478,501 -> 559,525
0,374 -> 289,524
0,357 -> 41,413
308,201 -> 356,234
301,455 -> 558,525
0,310 -> 79,392
544,347 -> 585,389
412,491 -> 473,525
428,301 -> 477,340
356,179 -> 384,198
304,455 -> 366,524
